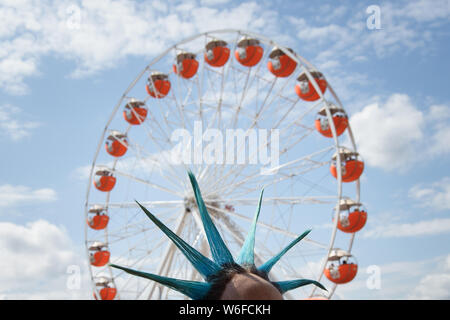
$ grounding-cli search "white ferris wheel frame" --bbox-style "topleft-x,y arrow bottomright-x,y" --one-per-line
84,29 -> 361,300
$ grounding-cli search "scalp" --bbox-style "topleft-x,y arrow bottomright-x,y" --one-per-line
220,272 -> 283,300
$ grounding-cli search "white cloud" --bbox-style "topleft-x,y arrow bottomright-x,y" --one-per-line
427,104 -> 450,122
427,105 -> 450,156
0,185 -> 57,208
349,94 -> 425,171
409,177 -> 450,211
292,0 -> 449,63
0,105 -> 40,140
286,1 -> 449,114
409,273 -> 450,299
0,219 -> 90,299
394,0 -> 450,23
408,254 -> 450,299
362,217 -> 450,239
200,0 -> 230,5
0,0 -> 284,94
348,94 -> 450,171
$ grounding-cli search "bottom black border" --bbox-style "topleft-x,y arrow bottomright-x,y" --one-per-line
0,300 -> 448,318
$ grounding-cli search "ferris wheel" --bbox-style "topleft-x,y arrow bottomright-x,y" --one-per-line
84,29 -> 367,300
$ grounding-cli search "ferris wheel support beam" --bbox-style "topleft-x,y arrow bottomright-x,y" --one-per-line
147,209 -> 189,300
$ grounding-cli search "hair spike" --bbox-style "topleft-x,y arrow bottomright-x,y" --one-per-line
274,278 -> 327,294
258,229 -> 312,274
187,170 -> 234,265
135,200 -> 221,279
236,189 -> 264,265
110,263 -> 211,300
109,172 -> 325,300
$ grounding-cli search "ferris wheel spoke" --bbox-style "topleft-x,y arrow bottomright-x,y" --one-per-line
199,36 -> 240,184
106,216 -> 178,244
136,117 -> 192,190
277,161 -> 330,178
108,221 -> 178,248
196,48 -> 206,130
177,71 -> 198,113
204,196 -> 336,206
218,32 -> 240,132
204,203 -> 328,250
260,145 -> 334,176
249,76 -> 295,130
109,241 -> 164,269
223,169 -> 334,200
200,100 -> 322,192
112,251 -> 162,292
111,168 -> 184,197
273,98 -> 323,138
236,45 -> 272,122
231,68 -> 251,128
200,125 -> 319,194
168,92 -> 190,132
169,61 -> 194,134
207,156 -> 327,199
195,61 -> 250,181
150,78 -> 197,149
95,200 -> 184,209
124,140 -> 184,192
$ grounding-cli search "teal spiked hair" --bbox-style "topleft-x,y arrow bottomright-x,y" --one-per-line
110,171 -> 326,299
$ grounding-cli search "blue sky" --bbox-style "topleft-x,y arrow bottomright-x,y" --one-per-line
0,0 -> 449,299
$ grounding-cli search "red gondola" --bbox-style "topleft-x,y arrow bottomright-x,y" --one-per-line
295,70 -> 327,101
146,72 -> 171,98
123,99 -> 147,125
87,205 -> 109,230
105,131 -> 128,157
315,105 -> 348,138
173,52 -> 199,79
324,249 -> 358,284
333,199 -> 368,233
98,287 -> 117,300
93,169 -> 116,192
235,38 -> 263,67
89,242 -> 110,267
330,148 -> 364,183
267,47 -> 297,78
94,277 -> 117,300
204,39 -> 230,67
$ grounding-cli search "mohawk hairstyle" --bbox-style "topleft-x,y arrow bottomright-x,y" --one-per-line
110,171 -> 326,300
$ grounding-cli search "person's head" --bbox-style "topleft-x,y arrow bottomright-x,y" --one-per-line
110,171 -> 326,300
203,263 -> 283,300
